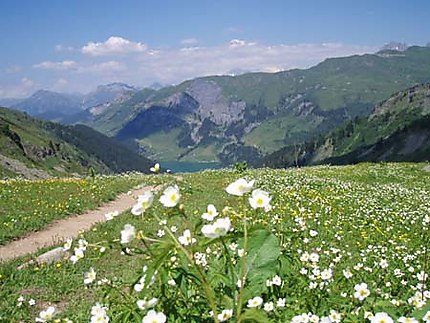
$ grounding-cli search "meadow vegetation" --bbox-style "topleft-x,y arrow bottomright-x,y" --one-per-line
0,163 -> 429,322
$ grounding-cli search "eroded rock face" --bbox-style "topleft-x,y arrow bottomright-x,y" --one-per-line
185,80 -> 245,125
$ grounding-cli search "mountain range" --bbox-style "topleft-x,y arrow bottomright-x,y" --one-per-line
78,45 -> 430,164
1,83 -> 138,122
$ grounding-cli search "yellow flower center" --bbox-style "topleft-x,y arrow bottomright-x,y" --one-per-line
170,194 -> 177,202
256,198 -> 264,206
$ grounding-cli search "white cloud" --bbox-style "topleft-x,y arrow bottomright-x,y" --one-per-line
81,36 -> 147,56
81,60 -> 126,73
33,60 -> 78,70
55,44 -> 74,52
181,38 -> 198,45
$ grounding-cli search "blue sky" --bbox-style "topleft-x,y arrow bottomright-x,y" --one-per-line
1,0 -> 429,98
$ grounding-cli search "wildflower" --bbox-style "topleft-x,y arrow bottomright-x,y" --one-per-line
105,210 -> 119,221
271,275 -> 282,286
35,306 -> 56,322
159,185 -> 180,207
170,226 -> 178,232
150,163 -> 160,173
343,269 -> 353,279
247,296 -> 263,308
264,302 -> 274,312
248,189 -> 272,210
29,299 -> 36,306
309,253 -> 319,263
226,178 -> 254,196
178,229 -> 196,246
201,217 -> 231,238
202,204 -> 219,221
309,230 -> 318,237
370,312 -> 393,323
354,282 -> 370,301
328,310 -> 342,322
321,268 -> 333,280
167,279 -> 176,286
157,229 -> 165,237
218,309 -> 233,322
277,298 -> 286,307
120,224 -> 136,244
70,247 -> 84,264
63,238 -> 73,251
131,191 -> 154,215
137,298 -> 158,309
84,267 -> 97,285
423,311 -> 430,322
142,310 -> 166,323
398,317 -> 418,323
90,303 -> 109,323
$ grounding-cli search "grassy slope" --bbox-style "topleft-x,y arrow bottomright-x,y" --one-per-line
0,107 -> 152,178
0,163 -> 429,321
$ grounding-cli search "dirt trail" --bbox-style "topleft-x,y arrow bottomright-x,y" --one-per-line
0,185 -> 159,262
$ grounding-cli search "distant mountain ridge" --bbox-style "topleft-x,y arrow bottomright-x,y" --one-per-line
0,106 -> 152,179
79,46 -> 430,164
7,83 -> 138,122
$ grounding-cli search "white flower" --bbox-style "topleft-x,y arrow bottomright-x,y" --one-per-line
309,230 -> 318,237
150,163 -> 160,173
423,311 -> 430,322
343,269 -> 353,279
398,317 -> 418,323
321,268 -> 333,280
247,296 -> 263,308
29,299 -> 36,306
157,229 -> 165,237
276,298 -> 286,307
120,224 -> 136,244
90,303 -> 109,323
63,238 -> 73,251
370,312 -> 393,323
35,306 -> 56,322
178,229 -> 196,246
168,279 -> 176,286
248,189 -> 272,210
170,226 -> 178,232
328,310 -> 342,322
201,217 -> 231,238
159,185 -> 180,207
271,275 -> 282,286
105,210 -> 119,221
354,282 -> 370,301
309,253 -> 320,263
217,309 -> 233,322
132,191 -> 154,215
226,178 -> 254,196
142,310 -> 166,323
84,267 -> 97,285
202,204 -> 219,221
70,247 -> 85,264
137,298 -> 158,309
263,302 -> 274,312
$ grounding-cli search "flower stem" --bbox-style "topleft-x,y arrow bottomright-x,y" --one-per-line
236,217 -> 248,322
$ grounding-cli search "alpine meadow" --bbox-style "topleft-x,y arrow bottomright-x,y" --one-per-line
1,1 -> 430,322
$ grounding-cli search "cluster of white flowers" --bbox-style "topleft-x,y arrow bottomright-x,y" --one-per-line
90,303 -> 109,323
69,238 -> 88,264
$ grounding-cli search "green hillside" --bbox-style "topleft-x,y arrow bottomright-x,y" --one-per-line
0,107 -> 152,179
259,83 -> 430,168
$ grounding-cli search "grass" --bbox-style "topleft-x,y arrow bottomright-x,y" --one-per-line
0,163 -> 430,322
0,173 -> 165,245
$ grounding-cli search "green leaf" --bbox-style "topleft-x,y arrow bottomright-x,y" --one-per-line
240,309 -> 272,323
245,229 -> 281,282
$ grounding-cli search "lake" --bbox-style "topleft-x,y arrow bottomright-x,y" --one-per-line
159,161 -> 223,173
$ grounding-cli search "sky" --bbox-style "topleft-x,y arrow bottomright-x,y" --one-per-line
0,0 -> 429,98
